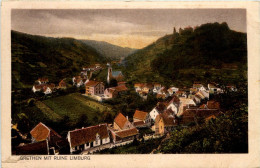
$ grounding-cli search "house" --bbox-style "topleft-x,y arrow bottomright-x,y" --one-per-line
134,83 -> 153,93
43,83 -> 55,95
30,122 -> 62,154
72,76 -> 84,87
104,88 -> 118,98
226,85 -> 237,92
180,108 -> 221,126
155,109 -> 178,135
85,80 -> 104,96
193,83 -> 207,92
109,113 -> 139,144
134,83 -> 144,92
117,81 -> 127,86
32,84 -> 44,93
149,102 -> 167,121
15,140 -> 49,155
153,83 -> 162,93
206,100 -> 220,109
177,97 -> 197,116
32,83 -> 55,94
133,110 -> 151,128
165,96 -> 180,115
58,79 -> 67,89
113,113 -> 135,131
36,77 -> 49,84
107,65 -> 124,84
67,124 -> 110,153
104,84 -> 128,98
208,83 -> 222,94
158,87 -> 169,96
168,87 -> 179,96
156,94 -> 167,99
175,90 -> 187,98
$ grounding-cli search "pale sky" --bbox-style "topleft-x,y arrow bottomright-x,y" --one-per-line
12,9 -> 246,49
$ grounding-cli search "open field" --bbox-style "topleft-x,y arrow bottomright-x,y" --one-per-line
42,93 -> 113,124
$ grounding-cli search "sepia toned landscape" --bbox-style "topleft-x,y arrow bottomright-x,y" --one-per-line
11,9 -> 247,155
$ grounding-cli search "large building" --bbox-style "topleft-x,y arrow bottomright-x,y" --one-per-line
85,80 -> 105,96
67,124 -> 110,153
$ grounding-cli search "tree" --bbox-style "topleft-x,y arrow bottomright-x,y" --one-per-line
76,114 -> 89,128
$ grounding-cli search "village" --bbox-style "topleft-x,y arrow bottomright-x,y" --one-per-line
12,62 -> 239,155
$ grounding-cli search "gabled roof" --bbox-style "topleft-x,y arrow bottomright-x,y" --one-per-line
33,84 -> 46,90
133,121 -> 145,127
133,110 -> 148,120
69,124 -> 109,147
115,128 -> 138,138
114,85 -> 128,92
155,102 -> 167,113
114,113 -> 128,130
59,80 -> 66,86
156,94 -> 166,99
208,83 -> 218,88
85,80 -> 102,87
15,140 -> 49,155
207,101 -> 220,109
156,111 -> 177,127
37,78 -> 49,82
193,84 -> 203,88
167,95 -> 180,105
30,122 -> 61,142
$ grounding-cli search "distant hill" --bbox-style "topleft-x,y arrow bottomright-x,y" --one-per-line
11,30 -> 107,89
124,22 -> 247,87
81,40 -> 137,60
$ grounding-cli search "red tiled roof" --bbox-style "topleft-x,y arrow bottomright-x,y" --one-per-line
115,85 -> 128,92
156,94 -> 166,99
114,113 -> 128,130
133,121 -> 145,127
33,84 -> 46,90
37,78 -> 49,82
207,101 -> 220,109
15,140 -> 49,155
69,124 -> 109,147
59,80 -> 66,87
133,110 -> 148,120
168,95 -> 180,104
116,128 -> 138,138
30,122 -> 51,142
193,84 -> 203,88
182,108 -> 221,118
85,80 -> 102,87
155,102 -> 167,113
199,104 -> 207,109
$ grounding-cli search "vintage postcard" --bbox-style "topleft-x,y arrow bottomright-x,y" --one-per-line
1,1 -> 260,168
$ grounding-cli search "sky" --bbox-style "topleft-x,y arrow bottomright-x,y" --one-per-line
12,9 -> 246,49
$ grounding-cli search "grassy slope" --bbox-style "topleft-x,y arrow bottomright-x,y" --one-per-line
42,93 -> 112,124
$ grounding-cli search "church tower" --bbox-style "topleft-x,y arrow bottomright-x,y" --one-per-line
107,65 -> 112,84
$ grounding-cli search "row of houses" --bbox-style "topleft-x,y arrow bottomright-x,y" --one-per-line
14,94 -> 222,155
134,82 -> 236,100
32,78 -> 67,95
14,112 -> 140,155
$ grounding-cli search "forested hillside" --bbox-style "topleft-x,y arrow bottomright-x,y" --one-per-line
81,40 -> 137,60
125,22 -> 247,87
11,30 -> 107,89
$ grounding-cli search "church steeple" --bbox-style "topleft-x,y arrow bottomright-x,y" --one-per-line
107,64 -> 112,84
